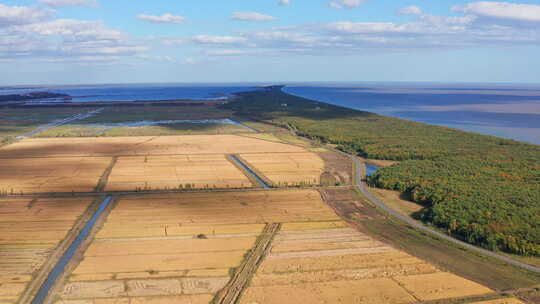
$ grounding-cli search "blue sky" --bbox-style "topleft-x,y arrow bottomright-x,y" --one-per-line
1,0 -> 540,84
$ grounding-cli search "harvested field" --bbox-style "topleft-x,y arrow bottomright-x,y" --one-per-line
58,190 -> 335,303
0,135 -> 306,158
241,279 -> 416,304
239,152 -> 325,187
394,272 -> 492,301
0,157 -> 111,193
0,197 -> 93,303
469,299 -> 526,304
317,151 -> 353,186
240,217 -> 495,304
105,155 -> 252,191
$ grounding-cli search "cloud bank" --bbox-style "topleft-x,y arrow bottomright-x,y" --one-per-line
137,13 -> 185,24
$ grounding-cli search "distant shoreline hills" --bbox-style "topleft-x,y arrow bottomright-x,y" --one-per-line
0,92 -> 71,103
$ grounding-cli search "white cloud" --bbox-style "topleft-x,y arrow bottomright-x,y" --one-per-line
1,18 -> 147,62
328,0 -> 367,9
231,11 -> 276,22
38,0 -> 99,8
278,0 -> 291,5
192,35 -> 247,45
452,2 -> 540,22
0,4 -> 54,27
398,6 -> 422,16
24,19 -> 125,41
136,54 -> 176,63
205,49 -> 250,56
137,13 -> 185,24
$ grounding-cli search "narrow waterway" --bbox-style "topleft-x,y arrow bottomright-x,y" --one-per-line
31,196 -> 113,304
227,155 -> 271,189
365,163 -> 380,177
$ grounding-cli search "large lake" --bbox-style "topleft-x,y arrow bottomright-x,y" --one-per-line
284,83 -> 540,145
2,82 -> 539,145
0,83 -> 258,102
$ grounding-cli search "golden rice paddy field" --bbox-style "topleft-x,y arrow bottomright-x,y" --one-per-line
0,157 -> 111,194
56,190 -> 337,303
469,299 -> 526,304
105,155 -> 252,191
239,152 -> 325,186
54,190 -> 502,304
0,135 -> 305,158
0,197 -> 93,304
0,135 -> 325,194
240,219 -> 495,304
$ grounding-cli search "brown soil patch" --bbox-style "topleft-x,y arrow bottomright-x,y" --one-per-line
371,188 -> 423,216
317,151 -> 352,185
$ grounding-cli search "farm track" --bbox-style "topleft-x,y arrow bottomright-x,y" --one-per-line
214,223 -> 281,304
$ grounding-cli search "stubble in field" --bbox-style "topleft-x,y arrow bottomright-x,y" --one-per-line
106,154 -> 252,191
0,197 -> 93,303
0,157 -> 110,193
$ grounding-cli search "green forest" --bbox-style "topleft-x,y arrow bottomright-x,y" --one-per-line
224,86 -> 540,256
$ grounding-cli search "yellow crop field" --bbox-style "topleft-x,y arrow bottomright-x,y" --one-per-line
241,279 -> 417,304
470,299 -> 526,304
0,197 -> 93,303
106,155 -> 252,191
239,152 -> 324,186
240,219 -> 495,304
56,190 -> 341,303
393,272 -> 493,301
0,157 -> 110,194
0,135 -> 306,158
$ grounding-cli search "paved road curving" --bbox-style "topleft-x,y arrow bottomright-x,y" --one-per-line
345,154 -> 540,275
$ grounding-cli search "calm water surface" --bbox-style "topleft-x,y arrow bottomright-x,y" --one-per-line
3,82 -> 540,145
284,83 -> 540,145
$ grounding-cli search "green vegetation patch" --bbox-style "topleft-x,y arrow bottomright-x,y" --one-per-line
224,87 -> 540,257
0,108 -> 92,144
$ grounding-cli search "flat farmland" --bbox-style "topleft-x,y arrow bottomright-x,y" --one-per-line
240,221 -> 495,304
0,135 -> 305,158
0,157 -> 111,194
0,197 -> 93,304
239,152 -> 325,187
57,190 -> 338,303
106,155 -> 252,191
